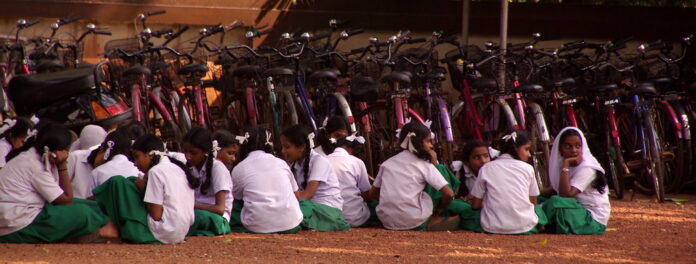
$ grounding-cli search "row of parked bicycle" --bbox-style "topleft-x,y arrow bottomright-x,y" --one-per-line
1,10 -> 695,202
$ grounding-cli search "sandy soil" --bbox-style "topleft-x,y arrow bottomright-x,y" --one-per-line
1,194 -> 695,264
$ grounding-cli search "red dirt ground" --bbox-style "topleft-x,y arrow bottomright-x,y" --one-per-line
1,194 -> 695,264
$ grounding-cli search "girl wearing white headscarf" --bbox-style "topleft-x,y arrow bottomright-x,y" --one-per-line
544,127 -> 610,235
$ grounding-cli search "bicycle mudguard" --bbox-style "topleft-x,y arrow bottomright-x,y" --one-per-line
435,97 -> 454,142
496,98 -> 519,130
527,102 -> 550,142
333,92 -> 356,133
657,99 -> 684,139
669,100 -> 691,140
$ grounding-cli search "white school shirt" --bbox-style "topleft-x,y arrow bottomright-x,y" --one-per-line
451,161 -> 477,195
231,151 -> 303,233
292,149 -> 344,210
0,138 -> 12,167
569,167 -> 611,225
143,156 -> 195,244
190,159 -> 234,221
168,152 -> 187,164
470,154 -> 540,234
92,154 -> 143,186
67,149 -> 95,199
0,149 -> 64,236
313,146 -> 327,157
373,150 -> 448,230
326,148 -> 372,227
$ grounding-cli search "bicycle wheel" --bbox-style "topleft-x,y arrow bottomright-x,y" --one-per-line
645,109 -> 666,202
354,102 -> 397,177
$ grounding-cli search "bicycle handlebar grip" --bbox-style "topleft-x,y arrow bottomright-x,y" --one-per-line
60,16 -> 82,25
347,28 -> 364,36
95,31 -> 112,36
639,41 -> 667,52
146,10 -> 166,16
561,40 -> 585,50
257,29 -> 273,36
25,20 -> 40,27
151,28 -> 173,37
349,47 -> 367,54
310,32 -> 331,41
207,24 -> 225,35
170,25 -> 189,39
406,38 -> 426,44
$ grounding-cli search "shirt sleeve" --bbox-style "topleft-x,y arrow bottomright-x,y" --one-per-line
356,159 -> 372,192
423,164 -> 449,191
570,167 -> 596,193
307,156 -> 332,184
373,165 -> 384,188
211,161 -> 232,194
144,171 -> 165,205
528,166 -> 540,196
470,167 -> 488,199
32,171 -> 64,203
67,152 -> 79,181
230,166 -> 244,200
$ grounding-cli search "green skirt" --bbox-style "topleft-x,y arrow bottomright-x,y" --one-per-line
229,200 -> 301,234
0,198 -> 109,243
92,176 -> 161,244
444,200 -> 547,235
542,195 -> 606,235
187,209 -> 231,236
299,199 -> 350,232
424,164 -> 461,209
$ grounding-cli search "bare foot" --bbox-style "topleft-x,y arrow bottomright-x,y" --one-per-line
98,221 -> 120,239
427,215 -> 460,231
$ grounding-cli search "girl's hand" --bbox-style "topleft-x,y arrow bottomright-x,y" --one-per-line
427,147 -> 438,164
563,156 -> 582,168
50,151 -> 69,167
459,194 -> 475,203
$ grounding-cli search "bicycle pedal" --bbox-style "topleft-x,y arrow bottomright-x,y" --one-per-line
626,160 -> 643,170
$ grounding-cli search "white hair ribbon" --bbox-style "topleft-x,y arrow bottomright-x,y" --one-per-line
235,132 -> 250,145
212,140 -> 221,157
149,150 -> 168,157
24,129 -> 38,142
329,138 -> 337,144
502,131 -> 518,143
307,132 -> 315,149
394,117 -> 413,137
42,146 -> 52,172
319,117 -> 329,131
345,133 -> 365,144
103,141 -> 115,160
400,132 -> 418,153
30,115 -> 40,125
265,131 -> 274,147
0,119 -> 16,135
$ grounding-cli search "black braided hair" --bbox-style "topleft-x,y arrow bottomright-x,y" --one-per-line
133,134 -> 200,189
0,117 -> 34,144
7,120 -> 60,161
318,116 -> 350,155
212,129 -> 239,148
237,126 -> 274,163
558,129 -> 608,194
282,124 -> 313,190
183,126 -> 215,195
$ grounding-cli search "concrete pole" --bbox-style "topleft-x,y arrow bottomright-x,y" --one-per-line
461,0 -> 471,48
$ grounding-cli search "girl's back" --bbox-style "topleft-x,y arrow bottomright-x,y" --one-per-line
144,156 -> 195,244
326,148 -> 371,226
232,151 -> 303,233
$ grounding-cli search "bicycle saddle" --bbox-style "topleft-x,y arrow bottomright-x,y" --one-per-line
588,84 -> 618,93
547,77 -> 575,87
149,62 -> 171,71
380,71 -> 411,84
264,67 -> 294,77
632,82 -> 658,95
309,68 -> 339,82
123,65 -> 152,76
513,84 -> 544,94
471,79 -> 497,90
178,64 -> 209,75
233,65 -> 261,77
426,67 -> 447,81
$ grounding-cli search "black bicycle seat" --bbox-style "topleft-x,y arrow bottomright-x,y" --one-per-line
309,68 -> 339,82
632,82 -> 658,95
123,65 -> 151,76
264,67 -> 294,77
178,64 -> 209,75
588,83 -> 618,93
513,84 -> 544,94
233,65 -> 261,77
380,71 -> 411,84
548,77 -> 575,87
